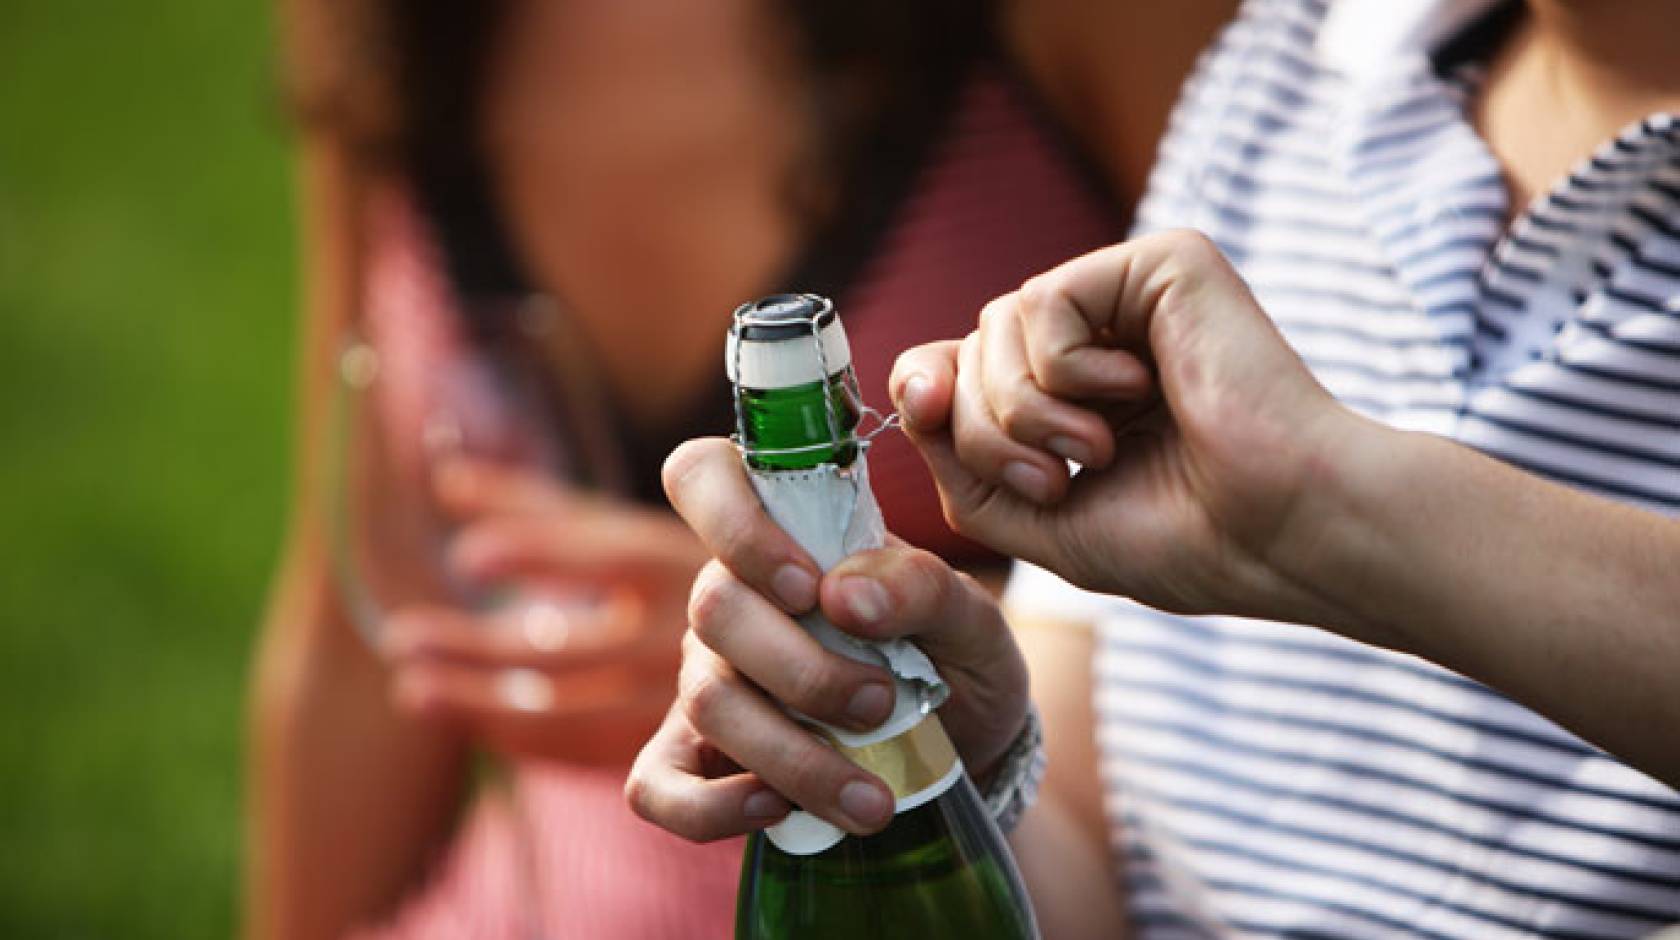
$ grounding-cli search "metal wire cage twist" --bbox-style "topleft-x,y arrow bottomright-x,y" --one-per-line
728,294 -> 898,465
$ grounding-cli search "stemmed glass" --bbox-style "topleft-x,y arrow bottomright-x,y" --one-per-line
327,294 -> 621,940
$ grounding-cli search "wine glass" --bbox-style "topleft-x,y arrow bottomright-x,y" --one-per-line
327,293 -> 622,940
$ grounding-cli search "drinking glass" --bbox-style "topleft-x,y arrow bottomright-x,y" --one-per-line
327,294 -> 622,940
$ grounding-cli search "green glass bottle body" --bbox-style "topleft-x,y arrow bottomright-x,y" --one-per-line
733,351 -> 1037,938
736,773 -> 1037,939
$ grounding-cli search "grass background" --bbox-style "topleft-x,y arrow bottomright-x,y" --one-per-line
0,1 -> 295,935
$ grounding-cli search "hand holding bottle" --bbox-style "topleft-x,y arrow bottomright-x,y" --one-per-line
893,230 -> 1382,641
626,435 -> 1029,841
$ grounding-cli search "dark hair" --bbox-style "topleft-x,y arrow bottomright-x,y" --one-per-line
284,0 -> 997,305
284,0 -> 996,190
282,1 -> 997,494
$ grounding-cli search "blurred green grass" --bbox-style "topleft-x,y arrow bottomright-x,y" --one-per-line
0,1 -> 294,936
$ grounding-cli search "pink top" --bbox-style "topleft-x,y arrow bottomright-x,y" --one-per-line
349,63 -> 1121,939
353,767 -> 740,939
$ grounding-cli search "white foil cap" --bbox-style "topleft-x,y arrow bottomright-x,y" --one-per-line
727,294 -> 852,389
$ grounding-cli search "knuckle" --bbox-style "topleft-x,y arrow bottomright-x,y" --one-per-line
678,665 -> 729,731
977,295 -> 1013,330
779,737 -> 838,799
957,330 -> 982,372
679,626 -> 707,662
993,394 -> 1033,439
709,510 -> 759,570
784,656 -> 845,715
941,503 -> 973,538
899,549 -> 955,619
1017,274 -> 1056,317
622,767 -> 654,819
954,570 -> 1006,639
625,775 -> 711,844
935,485 -> 981,539
1158,228 -> 1221,268
686,565 -> 734,645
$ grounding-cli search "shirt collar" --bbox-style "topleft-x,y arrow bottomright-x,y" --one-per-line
1316,0 -> 1506,84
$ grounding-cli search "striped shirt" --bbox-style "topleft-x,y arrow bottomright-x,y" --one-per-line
1007,0 -> 1680,936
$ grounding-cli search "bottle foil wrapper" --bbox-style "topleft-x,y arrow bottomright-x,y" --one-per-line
748,456 -> 952,854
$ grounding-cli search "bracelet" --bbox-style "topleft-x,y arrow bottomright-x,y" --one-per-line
979,703 -> 1046,835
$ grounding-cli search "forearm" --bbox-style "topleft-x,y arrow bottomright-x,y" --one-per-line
246,544 -> 468,940
1294,413 -> 1680,786
247,124 -> 474,937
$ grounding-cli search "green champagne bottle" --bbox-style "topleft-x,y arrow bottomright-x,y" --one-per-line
726,294 -> 1038,940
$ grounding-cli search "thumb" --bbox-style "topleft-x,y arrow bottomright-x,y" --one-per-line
889,340 -> 960,434
890,342 -> 1042,563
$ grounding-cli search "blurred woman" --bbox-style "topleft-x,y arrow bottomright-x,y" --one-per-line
249,1 -> 1230,937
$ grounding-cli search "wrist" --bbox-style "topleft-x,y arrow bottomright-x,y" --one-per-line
967,710 -> 1030,792
1261,404 -> 1413,647
972,704 -> 1045,834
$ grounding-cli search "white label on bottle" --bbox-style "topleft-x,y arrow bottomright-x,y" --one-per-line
764,717 -> 964,856
766,811 -> 848,856
897,759 -> 965,814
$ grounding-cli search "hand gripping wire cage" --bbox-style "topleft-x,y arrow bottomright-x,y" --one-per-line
728,294 -> 899,466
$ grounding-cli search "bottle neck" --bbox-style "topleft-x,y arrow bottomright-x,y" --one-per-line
737,367 -> 861,471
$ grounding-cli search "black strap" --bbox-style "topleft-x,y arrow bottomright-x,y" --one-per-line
1432,0 -> 1525,76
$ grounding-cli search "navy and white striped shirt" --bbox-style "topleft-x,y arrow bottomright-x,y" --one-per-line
1008,0 -> 1680,936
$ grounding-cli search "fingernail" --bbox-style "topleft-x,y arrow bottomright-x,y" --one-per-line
899,374 -> 931,426
772,565 -> 817,612
1003,461 -> 1051,503
743,789 -> 790,821
838,779 -> 892,830
840,576 -> 890,627
1047,435 -> 1092,466
845,682 -> 892,728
